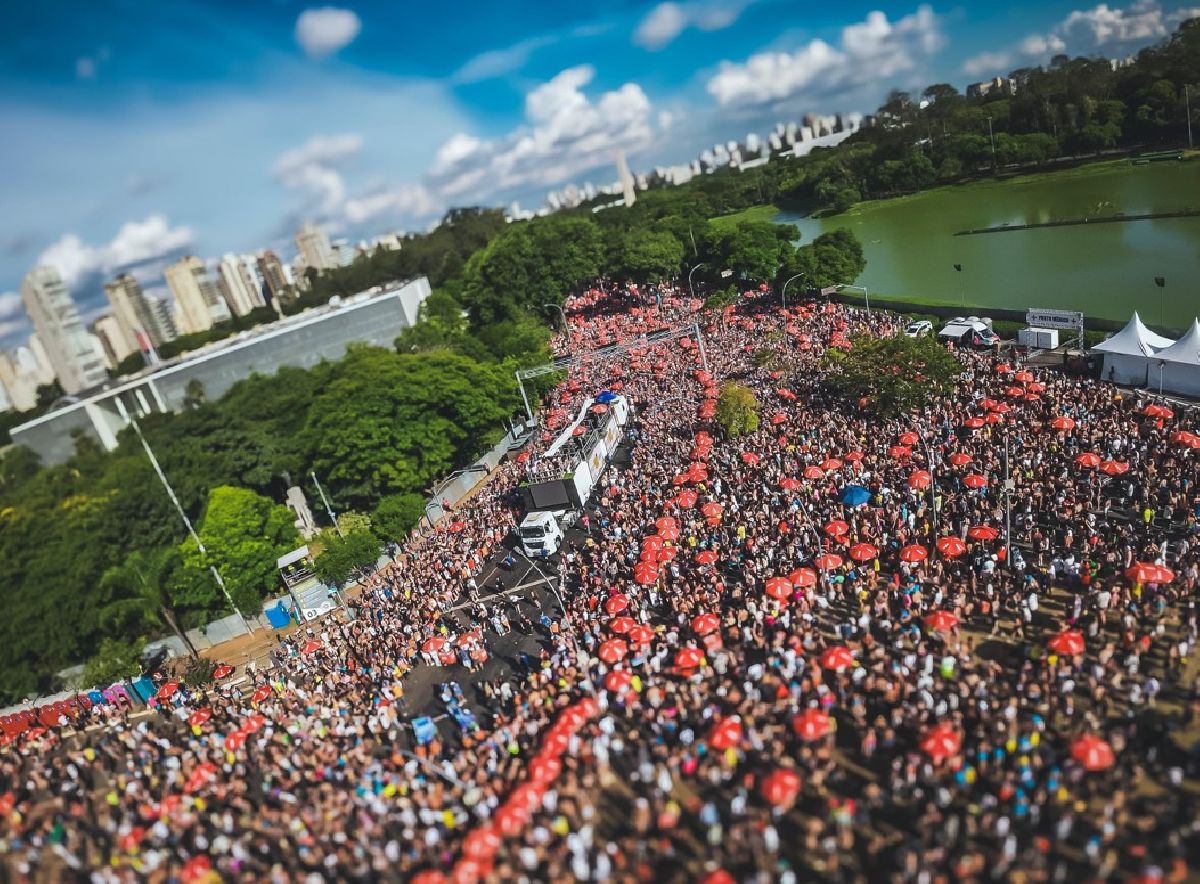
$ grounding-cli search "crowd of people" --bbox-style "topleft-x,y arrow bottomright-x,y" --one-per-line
2,280 -> 1200,882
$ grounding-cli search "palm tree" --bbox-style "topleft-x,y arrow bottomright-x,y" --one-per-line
99,548 -> 198,659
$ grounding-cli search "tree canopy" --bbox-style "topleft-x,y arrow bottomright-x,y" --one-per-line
823,334 -> 962,417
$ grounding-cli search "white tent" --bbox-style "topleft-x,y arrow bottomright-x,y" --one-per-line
1092,312 -> 1175,386
1156,318 -> 1200,397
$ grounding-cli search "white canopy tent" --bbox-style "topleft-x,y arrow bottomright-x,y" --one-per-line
1156,319 -> 1200,397
1092,312 -> 1175,387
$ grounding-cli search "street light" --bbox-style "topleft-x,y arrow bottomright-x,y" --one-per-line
953,264 -> 965,308
687,263 -> 705,300
839,284 -> 870,318
1154,276 -> 1166,328
907,417 -> 938,538
543,302 -> 568,330
781,273 -> 804,311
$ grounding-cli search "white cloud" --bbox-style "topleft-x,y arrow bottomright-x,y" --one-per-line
635,1 -> 750,49
37,215 -> 195,289
272,133 -> 363,218
295,7 -> 361,59
453,35 -> 557,83
427,65 -> 655,199
707,5 -> 942,106
75,57 -> 96,80
0,292 -> 23,321
966,1 -> 1200,74
962,50 -> 1014,77
344,185 -> 437,224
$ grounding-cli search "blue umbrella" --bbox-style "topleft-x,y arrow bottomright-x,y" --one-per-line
595,390 -> 618,404
839,485 -> 871,507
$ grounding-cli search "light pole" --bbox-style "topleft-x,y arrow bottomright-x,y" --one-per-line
839,284 -> 870,318
781,273 -> 804,311
311,471 -> 342,537
986,115 -> 997,170
1186,85 -> 1194,150
1154,275 -> 1166,328
953,264 -> 965,309
1158,359 -> 1166,396
543,302 -> 568,330
687,263 -> 705,300
128,418 -> 250,634
1003,429 -> 1013,572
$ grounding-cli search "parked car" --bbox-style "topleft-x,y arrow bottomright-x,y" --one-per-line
904,320 -> 933,338
937,316 -> 999,349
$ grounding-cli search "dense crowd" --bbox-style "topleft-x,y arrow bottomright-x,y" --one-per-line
2,281 -> 1200,882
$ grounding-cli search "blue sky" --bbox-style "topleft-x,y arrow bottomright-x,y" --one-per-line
1,0 -> 1197,343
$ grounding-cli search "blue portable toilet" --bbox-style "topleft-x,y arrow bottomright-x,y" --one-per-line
265,602 -> 292,629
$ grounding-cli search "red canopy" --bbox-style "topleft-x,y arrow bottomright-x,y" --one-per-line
925,610 -> 960,631
936,537 -> 967,557
820,645 -> 855,670
708,717 -> 742,750
899,544 -> 929,563
921,723 -> 962,762
792,708 -> 832,740
1070,734 -> 1115,771
908,470 -> 932,490
691,613 -> 720,635
764,576 -> 793,600
1047,630 -> 1086,656
967,525 -> 999,541
598,639 -> 628,664
823,519 -> 849,537
759,768 -> 802,807
788,567 -> 818,587
849,542 -> 879,562
813,553 -> 843,570
1050,416 -> 1076,430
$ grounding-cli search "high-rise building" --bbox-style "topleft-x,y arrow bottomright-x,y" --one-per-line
165,256 -> 231,335
104,272 -> 167,351
257,250 -> 290,311
217,254 -> 266,317
19,265 -> 108,394
26,333 -> 58,385
0,352 -> 37,411
92,315 -> 135,369
146,295 -> 178,345
295,221 -> 335,274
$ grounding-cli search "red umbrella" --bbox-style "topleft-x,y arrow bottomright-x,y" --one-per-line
700,872 -> 735,884
888,445 -> 912,459
925,610 -> 960,631
1144,403 -> 1173,419
989,401 -> 1011,414
802,465 -> 824,479
605,669 -> 632,693
948,452 -> 972,466
849,542 -> 879,562
1004,385 -> 1024,398
741,452 -> 760,465
823,519 -> 849,537
820,645 -> 856,670
963,417 -> 985,429
995,363 -> 1012,373
967,525 -> 999,541
1050,416 -> 1076,430
1070,734 -> 1115,771
792,708 -> 831,740
676,646 -> 705,668
898,431 -> 919,445
843,450 -> 864,463
708,717 -> 742,750
779,477 -> 801,491
921,723 -> 961,763
695,550 -> 718,565
764,576 -> 792,600
598,639 -> 627,664
1074,452 -> 1101,469
908,470 -> 932,490
821,458 -> 844,472
188,709 -> 212,728
1013,370 -> 1034,383
628,624 -> 655,645
633,564 -> 659,585
655,516 -> 677,532
676,489 -> 698,508
604,594 -> 629,615
1126,562 -> 1173,583
701,502 -> 724,520
1170,430 -> 1200,449
225,731 -> 247,752
252,685 -> 273,703
242,713 -> 266,734
813,553 -> 842,571
788,567 -> 818,587
770,413 -> 787,425
410,872 -> 447,884
899,544 -> 928,563
449,521 -> 466,533
691,613 -> 720,635
529,755 -> 563,786
301,639 -> 323,654
1099,459 -> 1129,475
157,682 -> 180,701
609,615 -> 635,634
462,826 -> 501,862
212,664 -> 233,679
422,637 -> 446,653
963,474 -> 988,489
936,536 -> 967,557
1047,630 -> 1085,656
760,768 -> 802,807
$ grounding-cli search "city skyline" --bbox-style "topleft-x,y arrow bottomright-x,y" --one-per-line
2,0 -> 1199,345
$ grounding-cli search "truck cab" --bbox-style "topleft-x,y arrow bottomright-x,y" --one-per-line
519,511 -> 564,558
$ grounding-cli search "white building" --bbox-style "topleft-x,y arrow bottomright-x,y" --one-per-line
19,265 -> 108,394
146,295 -> 178,344
93,315 -> 135,368
295,221 -> 335,273
217,254 -> 266,317
105,272 -> 169,352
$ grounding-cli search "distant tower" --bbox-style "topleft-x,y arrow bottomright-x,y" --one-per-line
615,150 -> 636,208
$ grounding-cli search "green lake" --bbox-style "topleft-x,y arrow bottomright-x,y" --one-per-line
776,160 -> 1200,330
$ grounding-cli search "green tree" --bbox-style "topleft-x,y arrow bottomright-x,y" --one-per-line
314,528 -> 382,588
373,492 -> 427,540
180,486 -> 299,615
823,334 -> 962,417
714,381 -> 760,437
711,221 -> 797,282
98,547 -> 198,658
83,637 -> 144,688
612,229 -> 685,282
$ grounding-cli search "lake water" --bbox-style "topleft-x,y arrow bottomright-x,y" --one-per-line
776,160 -> 1200,330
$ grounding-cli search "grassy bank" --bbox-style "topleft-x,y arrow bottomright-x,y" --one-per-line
708,203 -> 781,229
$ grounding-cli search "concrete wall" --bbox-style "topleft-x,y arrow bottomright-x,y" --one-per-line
12,278 -> 431,466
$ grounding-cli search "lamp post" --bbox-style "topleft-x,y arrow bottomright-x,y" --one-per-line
953,264 -> 965,308
781,273 -> 804,311
1158,359 -> 1166,396
908,417 -> 938,539
543,302 -> 568,330
311,470 -> 342,537
839,284 -> 870,318
986,115 -> 997,170
687,263 -> 705,300
1186,84 -> 1194,150
1154,276 -> 1166,328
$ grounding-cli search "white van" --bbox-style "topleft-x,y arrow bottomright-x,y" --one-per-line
937,317 -> 998,349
